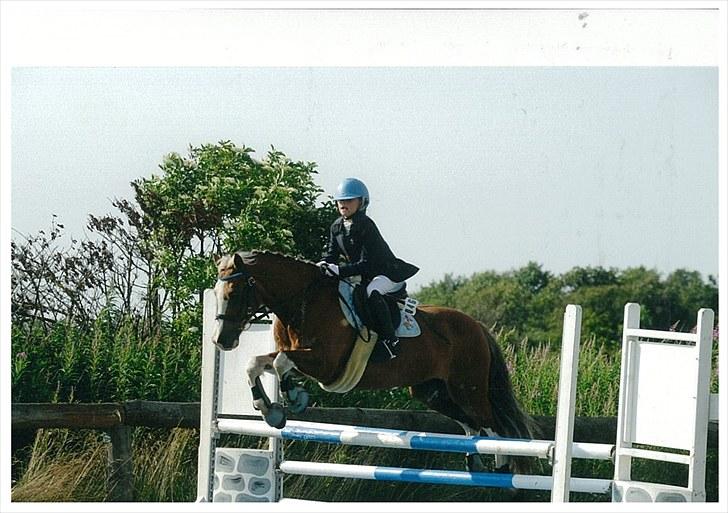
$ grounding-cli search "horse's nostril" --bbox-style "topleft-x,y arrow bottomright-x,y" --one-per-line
213,329 -> 241,351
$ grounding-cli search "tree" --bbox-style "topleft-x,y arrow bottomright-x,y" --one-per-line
131,141 -> 337,316
11,217 -> 114,331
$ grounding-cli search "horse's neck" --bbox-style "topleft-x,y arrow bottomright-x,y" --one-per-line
261,267 -> 324,326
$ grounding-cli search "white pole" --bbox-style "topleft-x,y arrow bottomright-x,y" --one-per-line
688,308 -> 714,500
196,289 -> 219,501
551,304 -> 582,502
279,460 -> 612,494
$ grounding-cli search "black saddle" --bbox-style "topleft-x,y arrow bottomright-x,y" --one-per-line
351,283 -> 406,333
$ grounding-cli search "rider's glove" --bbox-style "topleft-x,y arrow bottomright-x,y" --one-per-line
317,261 -> 339,277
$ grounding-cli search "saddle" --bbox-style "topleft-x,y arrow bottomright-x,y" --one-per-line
338,279 -> 421,338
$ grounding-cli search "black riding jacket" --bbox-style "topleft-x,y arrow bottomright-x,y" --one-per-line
322,211 -> 419,282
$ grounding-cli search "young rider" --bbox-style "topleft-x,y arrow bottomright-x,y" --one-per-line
318,178 -> 419,359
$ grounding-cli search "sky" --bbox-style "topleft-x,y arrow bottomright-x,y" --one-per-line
10,65 -> 719,290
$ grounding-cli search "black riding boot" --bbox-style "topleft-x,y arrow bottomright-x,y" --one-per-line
367,290 -> 400,359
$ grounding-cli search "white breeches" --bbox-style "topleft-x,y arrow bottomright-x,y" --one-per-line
366,275 -> 405,297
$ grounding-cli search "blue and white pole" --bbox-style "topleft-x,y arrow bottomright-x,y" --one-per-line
215,419 -> 613,461
279,461 -> 613,494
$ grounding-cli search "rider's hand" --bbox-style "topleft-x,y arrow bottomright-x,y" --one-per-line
317,262 -> 339,277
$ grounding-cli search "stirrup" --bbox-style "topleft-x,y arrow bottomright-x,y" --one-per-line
380,337 -> 399,359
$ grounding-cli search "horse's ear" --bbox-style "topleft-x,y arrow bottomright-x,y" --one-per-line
233,253 -> 244,269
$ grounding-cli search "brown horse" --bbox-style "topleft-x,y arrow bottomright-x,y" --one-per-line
212,251 -> 536,472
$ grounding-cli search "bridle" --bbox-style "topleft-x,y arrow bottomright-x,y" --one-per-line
216,267 -> 269,326
216,264 -> 328,330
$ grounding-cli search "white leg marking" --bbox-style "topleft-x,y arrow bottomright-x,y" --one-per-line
273,352 -> 297,380
246,354 -> 276,414
246,354 -> 277,385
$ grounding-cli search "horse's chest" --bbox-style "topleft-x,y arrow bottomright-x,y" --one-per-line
281,328 -> 315,350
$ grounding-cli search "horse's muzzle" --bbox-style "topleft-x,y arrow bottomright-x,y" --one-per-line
212,323 -> 242,351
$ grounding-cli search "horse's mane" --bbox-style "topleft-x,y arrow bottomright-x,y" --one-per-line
236,250 -> 318,269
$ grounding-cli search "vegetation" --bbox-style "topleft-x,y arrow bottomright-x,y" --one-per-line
11,335 -> 719,502
416,262 -> 718,348
12,141 -> 337,343
10,141 -> 719,502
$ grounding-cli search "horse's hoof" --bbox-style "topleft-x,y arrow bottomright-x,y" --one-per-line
466,454 -> 487,473
264,403 -> 287,429
495,463 -> 511,474
287,389 -> 309,414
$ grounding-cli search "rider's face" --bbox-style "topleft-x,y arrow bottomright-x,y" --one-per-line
337,198 -> 361,218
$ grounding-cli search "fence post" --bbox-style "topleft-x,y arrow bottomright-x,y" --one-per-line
106,425 -> 134,501
551,304 -> 581,502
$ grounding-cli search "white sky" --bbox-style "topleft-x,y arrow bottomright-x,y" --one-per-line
10,65 -> 719,289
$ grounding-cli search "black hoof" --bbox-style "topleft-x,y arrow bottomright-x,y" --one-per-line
495,463 -> 511,474
264,403 -> 287,429
466,454 -> 487,473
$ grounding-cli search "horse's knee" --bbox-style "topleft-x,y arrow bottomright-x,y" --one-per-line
246,355 -> 274,386
272,352 -> 296,379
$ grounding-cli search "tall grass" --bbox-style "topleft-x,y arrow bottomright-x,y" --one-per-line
11,327 -> 720,502
12,430 -> 108,502
11,313 -> 202,403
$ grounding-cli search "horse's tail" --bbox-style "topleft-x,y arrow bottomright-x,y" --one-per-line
480,322 -> 540,473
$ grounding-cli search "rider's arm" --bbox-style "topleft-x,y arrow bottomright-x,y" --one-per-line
321,223 -> 340,264
338,218 -> 384,278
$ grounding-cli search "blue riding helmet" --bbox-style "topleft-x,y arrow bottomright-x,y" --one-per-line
334,178 -> 370,211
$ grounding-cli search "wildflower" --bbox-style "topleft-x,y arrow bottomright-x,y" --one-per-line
16,352 -> 27,360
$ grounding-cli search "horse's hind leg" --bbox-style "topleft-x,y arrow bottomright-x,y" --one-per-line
483,427 -> 512,472
410,380 -> 488,472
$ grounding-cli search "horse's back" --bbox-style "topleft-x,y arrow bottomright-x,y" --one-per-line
417,304 -> 492,342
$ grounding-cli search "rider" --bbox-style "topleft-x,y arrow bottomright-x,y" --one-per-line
318,178 -> 419,359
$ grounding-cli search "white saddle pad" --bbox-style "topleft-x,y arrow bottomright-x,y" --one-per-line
338,280 -> 421,338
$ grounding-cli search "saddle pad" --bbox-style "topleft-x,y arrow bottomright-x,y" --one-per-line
338,281 -> 421,338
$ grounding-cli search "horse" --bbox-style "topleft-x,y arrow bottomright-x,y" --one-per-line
211,250 -> 537,473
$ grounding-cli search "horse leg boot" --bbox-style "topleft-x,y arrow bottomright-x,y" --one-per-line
273,352 -> 309,414
367,290 -> 400,359
246,354 -> 286,428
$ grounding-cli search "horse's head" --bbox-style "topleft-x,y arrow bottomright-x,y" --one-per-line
212,250 -> 330,349
212,253 -> 263,350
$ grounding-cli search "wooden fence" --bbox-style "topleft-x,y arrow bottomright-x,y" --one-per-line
11,401 -> 720,501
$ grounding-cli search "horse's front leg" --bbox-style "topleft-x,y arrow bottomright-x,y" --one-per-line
273,352 -> 309,414
245,352 -> 287,428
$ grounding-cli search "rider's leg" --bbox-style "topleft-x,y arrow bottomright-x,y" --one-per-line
366,276 -> 404,359
366,275 -> 404,296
